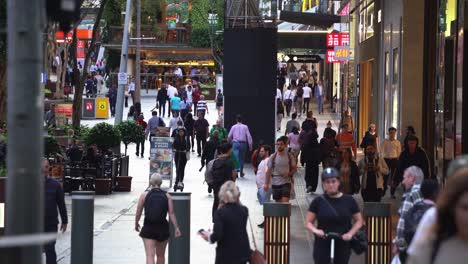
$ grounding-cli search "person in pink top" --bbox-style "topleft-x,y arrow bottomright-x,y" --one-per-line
288,126 -> 301,160
228,115 -> 253,177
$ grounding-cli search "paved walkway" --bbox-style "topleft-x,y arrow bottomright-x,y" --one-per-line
51,95 -> 400,263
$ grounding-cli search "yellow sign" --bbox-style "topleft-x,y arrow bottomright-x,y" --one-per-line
95,97 -> 109,119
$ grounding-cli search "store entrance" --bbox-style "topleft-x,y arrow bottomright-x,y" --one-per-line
358,60 -> 373,140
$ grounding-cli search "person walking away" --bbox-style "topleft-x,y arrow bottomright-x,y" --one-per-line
197,95 -> 209,116
145,111 -> 166,156
45,104 -> 56,128
336,124 -> 357,159
156,85 -> 169,118
184,113 -> 195,152
360,123 -> 380,153
170,93 -> 181,117
301,111 -> 318,133
305,168 -> 364,264
277,99 -> 284,131
173,128 -> 190,191
192,85 -> 201,114
209,142 -> 237,220
43,159 -> 68,264
302,129 -> 322,193
210,119 -> 228,140
294,83 -> 304,117
180,96 -> 189,120
406,167 -> 468,264
302,83 -> 312,114
264,136 -> 297,202
393,166 -> 424,262
200,181 -> 251,264
283,85 -> 294,117
336,148 -> 360,195
167,84 -> 178,117
216,89 -> 224,116
227,115 -> 253,177
85,75 -> 94,98
169,112 -> 184,135
194,112 -> 210,157
129,78 -> 136,105
276,86 -> 283,102
341,110 -> 354,134
107,85 -> 117,117
135,173 -> 181,264
315,80 -> 325,114
381,127 -> 402,198
288,127 -> 301,161
136,113 -> 148,158
284,113 -> 300,135
320,128 -> 338,168
127,105 -> 136,121
394,135 -> 431,190
256,145 -> 272,228
202,131 -> 221,193
359,145 -> 389,202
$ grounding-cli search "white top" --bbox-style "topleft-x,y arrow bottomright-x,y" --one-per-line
303,86 -> 312,98
174,67 -> 183,76
276,88 -> 282,100
95,74 -> 104,93
167,85 -> 178,98
129,82 -> 135,92
283,90 -> 293,100
185,89 -> 193,103
169,116 -> 184,132
381,138 -> 401,159
407,207 -> 436,255
256,157 -> 270,188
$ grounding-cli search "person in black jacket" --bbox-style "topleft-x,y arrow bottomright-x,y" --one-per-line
395,135 -> 431,187
200,181 -> 251,264
43,159 -> 68,264
157,85 -> 169,118
184,113 -> 195,152
302,129 -> 322,193
201,131 -> 220,193
107,85 -> 118,117
173,128 -> 190,191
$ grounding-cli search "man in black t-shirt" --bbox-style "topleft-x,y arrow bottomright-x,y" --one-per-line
194,112 -> 210,157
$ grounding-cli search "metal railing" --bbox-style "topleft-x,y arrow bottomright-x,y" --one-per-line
106,25 -> 190,46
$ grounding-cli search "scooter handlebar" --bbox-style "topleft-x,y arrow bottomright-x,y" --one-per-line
325,232 -> 342,240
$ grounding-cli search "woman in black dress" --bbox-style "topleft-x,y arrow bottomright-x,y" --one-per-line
305,168 -> 364,264
173,128 -> 190,191
135,173 -> 181,264
184,113 -> 195,152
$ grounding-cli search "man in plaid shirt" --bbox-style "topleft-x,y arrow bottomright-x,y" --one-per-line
393,166 -> 424,262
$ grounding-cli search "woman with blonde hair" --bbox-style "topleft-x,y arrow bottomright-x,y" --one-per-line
200,181 -> 251,264
135,173 -> 181,264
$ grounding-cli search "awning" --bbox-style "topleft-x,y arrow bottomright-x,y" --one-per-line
279,11 -> 341,28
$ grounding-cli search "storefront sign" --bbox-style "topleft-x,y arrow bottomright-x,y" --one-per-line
149,137 -> 173,184
334,46 -> 350,61
95,97 -> 109,119
326,50 -> 341,63
326,33 -> 350,47
76,40 -> 86,59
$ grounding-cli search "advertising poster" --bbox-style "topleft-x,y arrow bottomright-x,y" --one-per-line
149,137 -> 173,187
55,103 -> 73,128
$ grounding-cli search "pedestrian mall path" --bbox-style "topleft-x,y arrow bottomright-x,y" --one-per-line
52,95 -> 402,263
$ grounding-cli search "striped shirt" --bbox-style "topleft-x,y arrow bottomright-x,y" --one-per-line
197,100 -> 207,111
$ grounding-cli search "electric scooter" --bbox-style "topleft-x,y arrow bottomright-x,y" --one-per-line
326,232 -> 343,264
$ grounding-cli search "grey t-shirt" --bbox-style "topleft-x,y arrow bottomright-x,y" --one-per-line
267,151 -> 296,186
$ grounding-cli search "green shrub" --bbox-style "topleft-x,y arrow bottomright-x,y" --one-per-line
44,136 -> 61,157
84,122 -> 121,152
116,121 -> 145,155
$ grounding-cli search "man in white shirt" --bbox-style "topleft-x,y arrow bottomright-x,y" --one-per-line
381,127 -> 402,198
256,145 -> 272,228
302,83 -> 312,114
128,79 -> 136,105
283,86 -> 294,117
185,82 -> 194,107
167,84 -> 178,115
276,87 -> 282,102
174,66 -> 183,76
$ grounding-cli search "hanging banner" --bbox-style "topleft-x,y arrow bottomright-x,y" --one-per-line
150,137 -> 174,187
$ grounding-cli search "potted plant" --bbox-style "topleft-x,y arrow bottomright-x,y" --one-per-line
115,121 -> 145,191
84,123 -> 121,194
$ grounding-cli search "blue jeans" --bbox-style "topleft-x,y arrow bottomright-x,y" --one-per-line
257,188 -> 272,205
317,95 -> 324,113
232,142 -> 247,174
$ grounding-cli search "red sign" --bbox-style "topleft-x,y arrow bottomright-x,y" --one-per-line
339,3 -> 350,16
326,50 -> 344,64
76,40 -> 86,59
326,33 -> 350,47
86,102 -> 94,111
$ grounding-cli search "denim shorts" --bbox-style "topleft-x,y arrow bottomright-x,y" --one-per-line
257,188 -> 272,205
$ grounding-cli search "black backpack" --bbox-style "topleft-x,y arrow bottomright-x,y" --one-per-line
144,188 -> 168,224
403,202 -> 433,246
211,158 -> 231,186
296,86 -> 304,97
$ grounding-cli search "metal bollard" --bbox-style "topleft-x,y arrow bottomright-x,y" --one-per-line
364,202 -> 392,264
168,192 -> 191,264
263,202 -> 291,264
71,191 -> 95,264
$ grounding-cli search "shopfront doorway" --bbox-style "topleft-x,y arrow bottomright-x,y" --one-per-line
358,60 -> 373,140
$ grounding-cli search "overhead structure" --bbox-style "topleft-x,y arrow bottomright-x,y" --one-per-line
279,11 -> 341,29
225,0 -> 264,28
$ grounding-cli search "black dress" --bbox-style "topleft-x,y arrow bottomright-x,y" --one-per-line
309,194 -> 359,264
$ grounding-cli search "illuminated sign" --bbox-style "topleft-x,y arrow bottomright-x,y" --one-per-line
334,46 -> 350,61
326,33 -> 350,47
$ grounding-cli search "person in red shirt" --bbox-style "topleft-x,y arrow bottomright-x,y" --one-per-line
136,113 -> 148,158
192,85 -> 201,114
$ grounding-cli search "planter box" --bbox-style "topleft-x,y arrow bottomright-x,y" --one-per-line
95,178 -> 112,195
116,176 -> 132,192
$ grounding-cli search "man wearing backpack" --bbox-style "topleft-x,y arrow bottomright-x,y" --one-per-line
206,142 -> 237,221
202,131 -> 220,193
264,136 -> 297,203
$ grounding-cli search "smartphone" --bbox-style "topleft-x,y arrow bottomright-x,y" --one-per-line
198,229 -> 205,234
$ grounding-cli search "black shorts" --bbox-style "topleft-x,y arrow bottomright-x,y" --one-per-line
139,221 -> 170,242
272,183 -> 291,200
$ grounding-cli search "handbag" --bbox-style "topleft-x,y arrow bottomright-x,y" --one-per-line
248,210 -> 266,264
320,196 -> 368,255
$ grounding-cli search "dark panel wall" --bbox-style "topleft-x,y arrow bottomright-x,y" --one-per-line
223,28 -> 277,148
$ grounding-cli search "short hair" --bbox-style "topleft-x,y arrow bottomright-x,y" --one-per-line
276,136 -> 288,145
236,114 -> 243,123
177,120 -> 183,126
407,135 -> 419,143
260,145 -> 272,155
149,173 -> 162,187
420,179 -> 439,200
218,142 -> 232,154
152,111 -> 158,116
405,166 -> 424,184
389,127 -> 397,132
306,111 -> 313,118
291,113 -> 297,119
218,181 -> 240,204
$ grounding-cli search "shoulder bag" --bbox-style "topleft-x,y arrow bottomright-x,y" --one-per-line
248,212 -> 266,264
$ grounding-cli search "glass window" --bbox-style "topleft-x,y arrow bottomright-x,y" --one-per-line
384,52 -> 390,135
391,48 -> 400,129
359,1 -> 375,42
